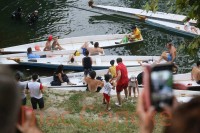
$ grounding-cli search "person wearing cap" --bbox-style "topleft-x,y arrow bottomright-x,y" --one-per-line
43,35 -> 53,51
157,43 -> 176,63
128,75 -> 139,99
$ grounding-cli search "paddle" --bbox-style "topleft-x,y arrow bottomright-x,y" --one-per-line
134,14 -> 146,21
7,57 -> 21,62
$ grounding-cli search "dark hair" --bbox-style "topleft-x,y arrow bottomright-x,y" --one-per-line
104,74 -> 111,82
85,50 -> 89,56
89,70 -> 96,79
70,57 -> 74,63
131,25 -> 136,29
94,42 -> 99,48
167,43 -> 173,47
116,58 -> 122,63
32,73 -> 38,81
56,65 -> 64,74
110,60 -> 115,66
15,73 -> 21,81
197,61 -> 200,66
0,66 -> 20,133
164,96 -> 200,133
27,47 -> 32,54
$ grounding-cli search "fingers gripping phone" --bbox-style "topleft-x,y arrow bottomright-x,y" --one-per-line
150,64 -> 173,112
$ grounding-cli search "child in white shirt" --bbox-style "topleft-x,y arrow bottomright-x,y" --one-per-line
103,74 -> 115,111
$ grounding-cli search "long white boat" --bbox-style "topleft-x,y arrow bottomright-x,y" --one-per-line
0,34 -> 143,54
91,5 -> 199,37
146,19 -> 200,37
39,67 -> 200,103
92,5 -> 197,25
15,55 -> 160,70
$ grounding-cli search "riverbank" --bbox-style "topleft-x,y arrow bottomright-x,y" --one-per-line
25,89 -> 164,132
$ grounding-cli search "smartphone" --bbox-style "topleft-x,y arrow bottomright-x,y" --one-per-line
150,64 -> 174,112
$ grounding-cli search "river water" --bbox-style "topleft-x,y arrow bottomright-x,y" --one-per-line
0,0 -> 195,77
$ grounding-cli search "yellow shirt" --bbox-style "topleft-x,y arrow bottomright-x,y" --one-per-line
132,28 -> 142,40
109,66 -> 116,78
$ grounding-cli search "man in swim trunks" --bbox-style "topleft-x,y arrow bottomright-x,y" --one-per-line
52,37 -> 64,50
43,35 -> 53,51
157,43 -> 176,63
191,61 -> 200,84
81,42 -> 104,55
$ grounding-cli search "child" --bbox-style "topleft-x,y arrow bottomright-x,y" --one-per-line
128,75 -> 139,99
107,60 -> 116,78
103,74 -> 115,111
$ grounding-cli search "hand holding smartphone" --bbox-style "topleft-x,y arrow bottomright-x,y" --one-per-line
145,64 -> 174,112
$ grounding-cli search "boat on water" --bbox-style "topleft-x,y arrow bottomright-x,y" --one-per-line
0,34 -> 143,54
92,5 -> 197,25
146,19 -> 200,37
39,66 -> 199,102
15,55 -> 160,70
91,5 -> 199,37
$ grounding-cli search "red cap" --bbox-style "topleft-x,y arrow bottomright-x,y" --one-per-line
48,35 -> 53,41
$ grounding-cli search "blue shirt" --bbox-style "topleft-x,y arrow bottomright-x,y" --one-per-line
27,53 -> 40,59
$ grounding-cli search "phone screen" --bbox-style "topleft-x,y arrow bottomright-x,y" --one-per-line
150,65 -> 173,111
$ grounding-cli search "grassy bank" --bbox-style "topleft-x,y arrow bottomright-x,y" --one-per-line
26,89 -> 164,133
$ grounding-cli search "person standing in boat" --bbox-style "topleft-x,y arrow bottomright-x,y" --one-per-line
43,35 -> 53,51
84,70 -> 104,92
157,43 -> 176,63
81,42 -> 104,55
82,50 -> 93,77
27,47 -> 46,59
114,57 -> 129,107
191,61 -> 200,84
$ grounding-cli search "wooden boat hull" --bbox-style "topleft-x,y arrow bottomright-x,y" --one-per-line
0,34 -> 143,54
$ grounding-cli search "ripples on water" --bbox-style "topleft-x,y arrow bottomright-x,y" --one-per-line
0,0 -> 196,76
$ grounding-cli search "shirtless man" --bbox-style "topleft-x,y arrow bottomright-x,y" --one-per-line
84,70 -> 104,92
157,43 -> 176,63
81,42 -> 104,55
191,61 -> 200,84
52,37 -> 64,50
43,35 -> 53,51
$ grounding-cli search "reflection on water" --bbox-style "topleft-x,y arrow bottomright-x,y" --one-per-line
0,0 -> 196,76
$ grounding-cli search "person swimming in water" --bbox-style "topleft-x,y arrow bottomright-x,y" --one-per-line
11,7 -> 22,20
27,10 -> 38,25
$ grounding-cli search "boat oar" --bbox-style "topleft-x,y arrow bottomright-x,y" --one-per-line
134,14 -> 146,21
7,57 -> 21,62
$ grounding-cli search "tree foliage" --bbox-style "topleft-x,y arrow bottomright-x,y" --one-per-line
145,0 -> 200,56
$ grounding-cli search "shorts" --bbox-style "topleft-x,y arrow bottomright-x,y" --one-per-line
31,97 -> 44,110
167,54 -> 172,61
197,80 -> 200,84
103,93 -> 110,103
128,81 -> 136,87
116,82 -> 128,93
82,48 -> 87,56
84,68 -> 92,76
